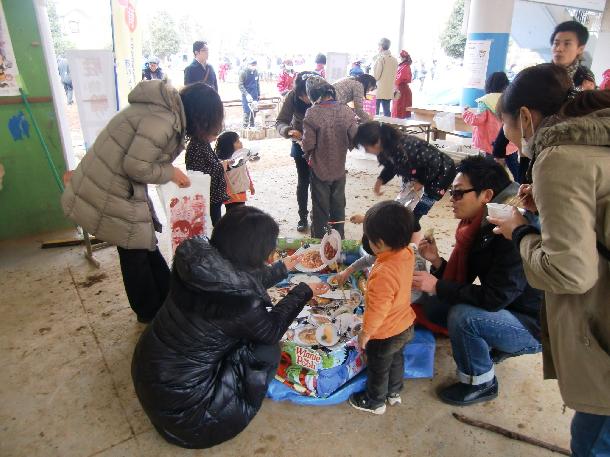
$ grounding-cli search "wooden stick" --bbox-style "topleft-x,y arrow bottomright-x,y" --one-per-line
452,413 -> 570,456
328,220 -> 348,225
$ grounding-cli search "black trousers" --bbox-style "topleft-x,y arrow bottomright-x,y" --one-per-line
366,326 -> 414,404
293,154 -> 311,220
116,246 -> 170,320
210,202 -> 222,227
310,172 -> 346,239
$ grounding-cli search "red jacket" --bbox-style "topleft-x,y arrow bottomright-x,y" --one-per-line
277,71 -> 295,95
394,62 -> 412,88
463,109 -> 518,155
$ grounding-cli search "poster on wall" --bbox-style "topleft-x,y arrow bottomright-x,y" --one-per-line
0,0 -> 21,96
462,40 -> 491,90
111,0 -> 142,108
325,52 -> 349,83
67,50 -> 118,149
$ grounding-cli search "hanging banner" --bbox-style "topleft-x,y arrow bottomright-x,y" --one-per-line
110,0 -> 142,107
462,40 -> 491,90
0,0 -> 21,96
325,52 -> 349,83
67,50 -> 118,149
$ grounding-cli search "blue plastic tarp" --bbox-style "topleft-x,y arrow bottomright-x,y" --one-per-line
267,327 -> 436,405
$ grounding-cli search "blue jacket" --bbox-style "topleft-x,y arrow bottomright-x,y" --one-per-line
183,60 -> 218,91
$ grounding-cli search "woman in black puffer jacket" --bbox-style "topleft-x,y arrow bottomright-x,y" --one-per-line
131,206 -> 326,449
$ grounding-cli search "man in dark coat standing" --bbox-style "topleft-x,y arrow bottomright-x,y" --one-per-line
184,41 -> 218,91
239,59 -> 260,127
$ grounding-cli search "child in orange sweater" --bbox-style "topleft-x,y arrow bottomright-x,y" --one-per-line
349,200 -> 417,415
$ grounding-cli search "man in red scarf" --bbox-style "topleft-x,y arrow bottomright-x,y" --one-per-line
412,157 -> 542,406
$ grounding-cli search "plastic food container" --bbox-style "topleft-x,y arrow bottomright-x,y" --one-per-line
487,203 -> 513,219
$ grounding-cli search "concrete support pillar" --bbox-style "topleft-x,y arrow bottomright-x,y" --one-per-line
591,1 -> 610,85
461,0 -> 515,107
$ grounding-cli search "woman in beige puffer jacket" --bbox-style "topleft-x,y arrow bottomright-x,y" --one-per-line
492,63 -> 610,455
62,80 -> 223,322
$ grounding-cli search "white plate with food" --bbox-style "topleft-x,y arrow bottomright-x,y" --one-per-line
308,313 -> 333,326
315,323 -> 340,346
294,245 -> 326,273
320,229 -> 342,264
289,274 -> 322,285
293,325 -> 319,346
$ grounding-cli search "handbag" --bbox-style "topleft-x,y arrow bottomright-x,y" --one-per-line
225,164 -> 250,194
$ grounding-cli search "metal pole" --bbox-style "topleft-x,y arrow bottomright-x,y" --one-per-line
398,0 -> 406,53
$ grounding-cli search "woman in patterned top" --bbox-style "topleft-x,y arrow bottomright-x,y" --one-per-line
184,84 -> 229,226
354,121 -> 456,222
333,74 -> 377,122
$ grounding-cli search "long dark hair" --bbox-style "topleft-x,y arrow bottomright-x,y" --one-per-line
215,131 -> 240,160
355,74 -> 377,94
179,82 -> 224,139
500,63 -> 610,119
354,121 -> 403,164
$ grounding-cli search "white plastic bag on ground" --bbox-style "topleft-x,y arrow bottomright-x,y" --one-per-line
157,171 -> 212,256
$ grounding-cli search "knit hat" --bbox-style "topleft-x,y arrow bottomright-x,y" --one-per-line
305,75 -> 335,104
147,55 -> 160,64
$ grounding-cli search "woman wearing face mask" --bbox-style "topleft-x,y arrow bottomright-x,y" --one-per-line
490,63 -> 610,456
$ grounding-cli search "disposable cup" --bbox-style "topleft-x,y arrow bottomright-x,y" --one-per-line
487,203 -> 513,219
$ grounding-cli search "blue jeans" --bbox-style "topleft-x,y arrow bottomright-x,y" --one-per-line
376,98 -> 391,116
571,412 -> 610,456
448,304 -> 541,385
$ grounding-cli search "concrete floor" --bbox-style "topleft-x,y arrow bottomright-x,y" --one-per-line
0,141 -> 573,456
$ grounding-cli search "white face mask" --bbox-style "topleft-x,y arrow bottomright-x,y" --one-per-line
519,112 -> 535,159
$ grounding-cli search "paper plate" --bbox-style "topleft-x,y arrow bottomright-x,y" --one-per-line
308,313 -> 333,327
289,274 -> 322,285
293,325 -> 318,346
315,323 -> 340,346
320,229 -> 342,264
294,245 -> 326,273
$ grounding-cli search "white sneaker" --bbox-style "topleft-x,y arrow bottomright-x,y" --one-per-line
387,393 -> 402,406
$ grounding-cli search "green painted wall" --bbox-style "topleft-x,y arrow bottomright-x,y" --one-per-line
0,0 -> 71,240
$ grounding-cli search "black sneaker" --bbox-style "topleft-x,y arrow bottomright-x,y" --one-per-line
438,377 -> 498,406
297,219 -> 308,233
349,392 -> 386,415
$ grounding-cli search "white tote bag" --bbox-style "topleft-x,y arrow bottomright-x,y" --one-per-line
157,171 -> 212,255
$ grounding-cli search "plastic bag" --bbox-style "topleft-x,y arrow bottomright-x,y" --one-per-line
157,171 -> 212,255
433,111 -> 455,132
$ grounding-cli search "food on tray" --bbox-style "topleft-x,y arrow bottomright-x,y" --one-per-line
324,242 -> 337,261
424,228 -> 435,243
327,275 -> 338,287
296,326 -> 318,345
301,250 -> 324,269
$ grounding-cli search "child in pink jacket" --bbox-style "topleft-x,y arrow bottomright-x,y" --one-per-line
463,72 -> 517,157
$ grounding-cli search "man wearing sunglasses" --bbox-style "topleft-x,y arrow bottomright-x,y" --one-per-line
412,156 -> 542,406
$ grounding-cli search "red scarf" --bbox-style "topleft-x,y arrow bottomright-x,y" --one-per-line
443,208 -> 485,283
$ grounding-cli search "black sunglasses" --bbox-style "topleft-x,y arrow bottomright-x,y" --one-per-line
449,188 -> 477,200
